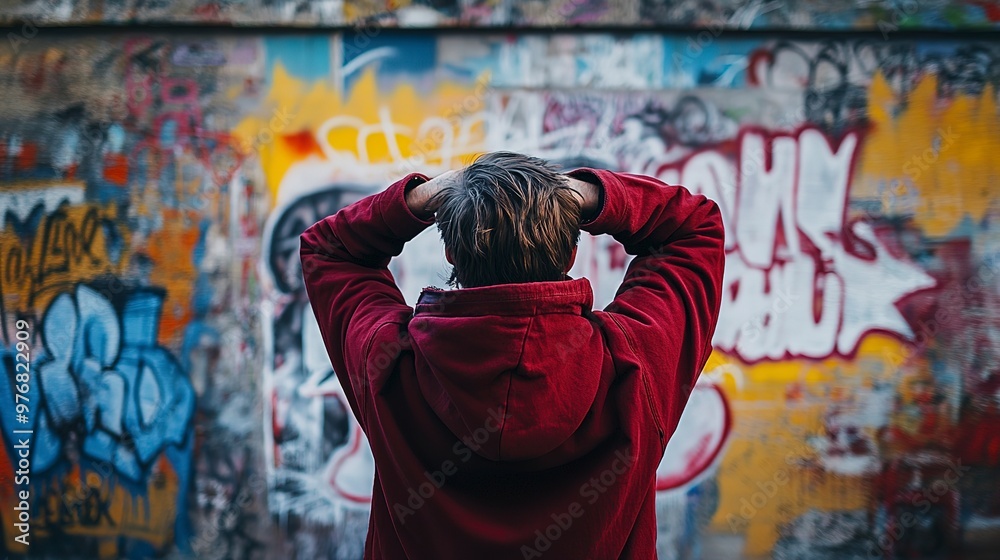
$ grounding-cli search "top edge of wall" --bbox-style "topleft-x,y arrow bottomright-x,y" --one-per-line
2,0 -> 999,33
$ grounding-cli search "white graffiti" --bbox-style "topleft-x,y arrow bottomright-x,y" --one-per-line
669,128 -> 935,361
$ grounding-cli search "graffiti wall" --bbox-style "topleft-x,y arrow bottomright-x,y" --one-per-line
1,19 -> 999,560
0,35 -> 267,558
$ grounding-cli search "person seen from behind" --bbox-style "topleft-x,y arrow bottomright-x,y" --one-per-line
300,151 -> 726,559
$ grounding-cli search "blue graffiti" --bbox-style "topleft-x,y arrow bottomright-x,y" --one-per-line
1,284 -> 195,481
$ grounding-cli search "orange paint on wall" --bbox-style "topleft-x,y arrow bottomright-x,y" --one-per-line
282,130 -> 323,157
143,207 -> 200,344
103,153 -> 129,186
15,142 -> 38,172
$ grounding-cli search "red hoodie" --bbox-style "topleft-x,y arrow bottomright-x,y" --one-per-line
300,168 -> 725,559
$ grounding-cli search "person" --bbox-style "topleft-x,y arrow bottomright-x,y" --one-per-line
299,151 -> 725,559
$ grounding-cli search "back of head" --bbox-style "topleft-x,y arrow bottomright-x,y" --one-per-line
433,152 -> 582,288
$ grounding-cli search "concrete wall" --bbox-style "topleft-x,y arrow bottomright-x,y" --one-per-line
1,6 -> 999,559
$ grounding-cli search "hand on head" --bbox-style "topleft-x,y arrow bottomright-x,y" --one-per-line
405,168 -> 463,220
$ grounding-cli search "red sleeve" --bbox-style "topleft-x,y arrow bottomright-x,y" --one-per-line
567,168 -> 725,443
299,173 -> 434,427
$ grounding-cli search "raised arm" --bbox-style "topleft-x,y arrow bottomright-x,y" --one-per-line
566,168 -> 725,444
299,172 -> 446,426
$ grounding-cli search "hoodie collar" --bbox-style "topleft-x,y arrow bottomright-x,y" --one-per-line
415,277 -> 594,317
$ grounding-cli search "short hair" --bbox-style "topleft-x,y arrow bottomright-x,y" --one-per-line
431,152 -> 581,288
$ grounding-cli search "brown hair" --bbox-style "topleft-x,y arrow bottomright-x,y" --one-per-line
431,152 -> 581,288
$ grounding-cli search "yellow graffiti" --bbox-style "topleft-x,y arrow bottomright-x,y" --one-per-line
708,333 -> 922,554
856,72 -> 1000,237
0,196 -> 129,314
234,64 -> 487,200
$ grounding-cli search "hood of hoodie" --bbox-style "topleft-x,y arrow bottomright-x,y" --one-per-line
408,277 -> 609,463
